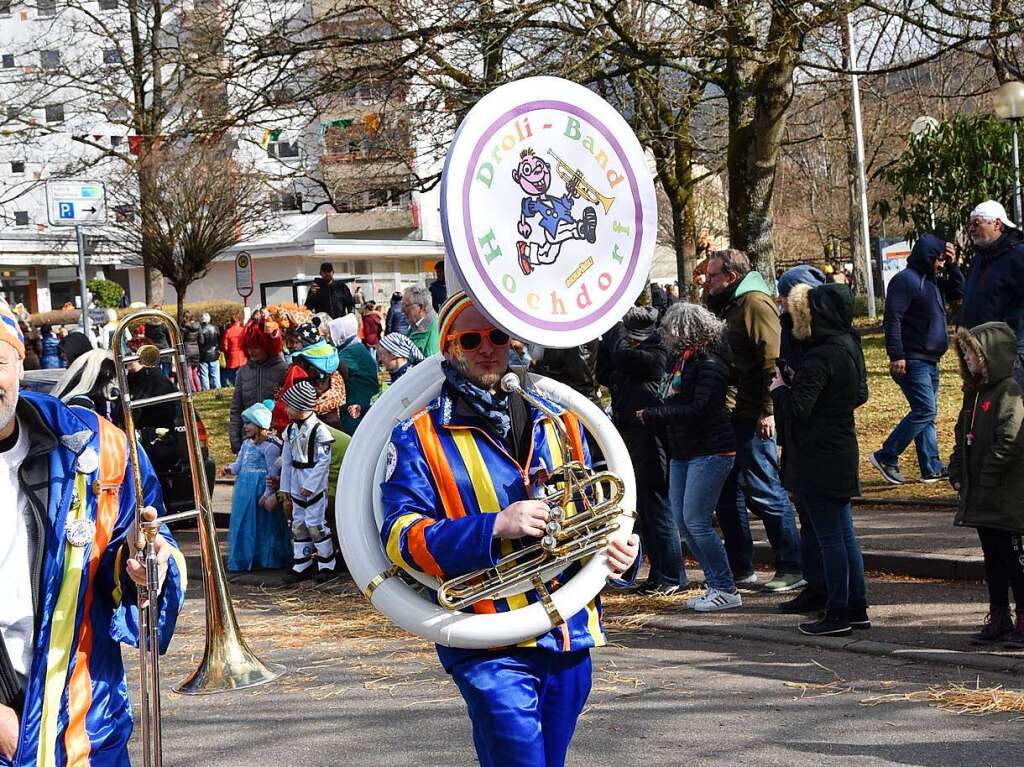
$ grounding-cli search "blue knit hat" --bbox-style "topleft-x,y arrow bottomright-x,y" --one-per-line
241,402 -> 272,430
777,265 -> 827,298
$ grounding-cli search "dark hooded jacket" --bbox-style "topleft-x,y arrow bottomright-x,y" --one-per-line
883,234 -> 964,364
949,322 -> 1024,533
960,228 -> 1024,359
772,283 -> 869,498
599,328 -> 671,430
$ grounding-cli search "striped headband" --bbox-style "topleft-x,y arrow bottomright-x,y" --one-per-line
437,291 -> 474,348
0,295 -> 24,360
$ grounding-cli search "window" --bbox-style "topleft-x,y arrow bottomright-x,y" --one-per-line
14,211 -> 29,226
267,140 -> 299,159
40,50 -> 60,70
98,0 -> 118,9
102,48 -> 120,65
114,204 -> 133,223
37,0 -> 57,17
2,54 -> 14,68
45,103 -> 64,123
110,135 -> 122,147
271,191 -> 302,212
10,160 -> 24,174
6,106 -> 19,121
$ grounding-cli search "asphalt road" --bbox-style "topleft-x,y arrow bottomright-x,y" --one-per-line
136,582 -> 1023,767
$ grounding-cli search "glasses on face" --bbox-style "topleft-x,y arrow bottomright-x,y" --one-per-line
970,217 -> 996,227
448,327 -> 511,351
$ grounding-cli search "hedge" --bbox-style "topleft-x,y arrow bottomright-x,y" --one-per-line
28,300 -> 246,330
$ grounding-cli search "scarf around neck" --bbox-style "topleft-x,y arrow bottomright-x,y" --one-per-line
441,361 -> 512,438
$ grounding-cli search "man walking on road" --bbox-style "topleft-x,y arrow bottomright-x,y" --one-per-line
705,249 -> 804,593
871,234 -> 963,485
959,201 -> 1024,388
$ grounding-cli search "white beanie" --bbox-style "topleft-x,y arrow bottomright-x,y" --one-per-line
970,200 -> 1017,229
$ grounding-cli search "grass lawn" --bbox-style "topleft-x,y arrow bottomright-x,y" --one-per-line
195,332 -> 961,504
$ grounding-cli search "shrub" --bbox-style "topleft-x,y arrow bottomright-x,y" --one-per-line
86,278 -> 125,308
28,300 -> 246,330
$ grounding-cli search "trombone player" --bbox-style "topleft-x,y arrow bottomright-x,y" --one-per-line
380,292 -> 639,767
0,298 -> 184,767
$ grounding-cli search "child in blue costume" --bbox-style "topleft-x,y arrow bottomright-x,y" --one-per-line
223,400 -> 291,571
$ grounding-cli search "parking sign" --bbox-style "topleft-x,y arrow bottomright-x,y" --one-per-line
45,180 -> 107,226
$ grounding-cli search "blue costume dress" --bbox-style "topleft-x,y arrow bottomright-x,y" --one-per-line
380,382 -> 612,767
226,437 -> 291,571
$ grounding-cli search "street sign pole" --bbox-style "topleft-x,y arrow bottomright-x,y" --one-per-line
76,225 -> 91,337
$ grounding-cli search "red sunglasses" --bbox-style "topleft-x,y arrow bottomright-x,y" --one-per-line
447,327 -> 511,351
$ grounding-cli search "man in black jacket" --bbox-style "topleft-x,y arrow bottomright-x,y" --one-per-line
871,234 -> 963,485
198,312 -> 223,390
304,262 -> 355,319
960,200 -> 1024,387
597,307 -> 680,595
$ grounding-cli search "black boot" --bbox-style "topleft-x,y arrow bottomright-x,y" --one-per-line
798,608 -> 852,637
778,589 -> 827,614
1005,610 -> 1024,648
972,608 -> 1013,644
848,604 -> 871,630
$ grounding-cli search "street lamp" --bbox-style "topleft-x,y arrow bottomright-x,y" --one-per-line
993,80 -> 1024,223
910,116 -> 939,230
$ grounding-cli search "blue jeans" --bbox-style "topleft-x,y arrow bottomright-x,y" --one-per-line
222,367 -> 237,386
877,359 -> 942,475
669,455 -> 736,592
793,497 -> 825,597
199,360 -> 221,389
796,493 -> 866,613
716,419 -> 802,577
451,649 -> 591,767
621,428 -> 683,587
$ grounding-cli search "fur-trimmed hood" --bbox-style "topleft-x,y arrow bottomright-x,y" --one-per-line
788,283 -> 854,341
954,322 -> 1017,388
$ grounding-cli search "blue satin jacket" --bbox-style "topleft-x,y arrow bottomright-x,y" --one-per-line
4,393 -> 185,767
380,384 -> 607,671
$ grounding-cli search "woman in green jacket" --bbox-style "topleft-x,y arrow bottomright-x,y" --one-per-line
949,322 -> 1024,646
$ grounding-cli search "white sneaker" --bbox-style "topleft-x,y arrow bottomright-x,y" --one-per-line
735,572 -> 759,588
693,588 -> 742,612
686,588 -> 710,609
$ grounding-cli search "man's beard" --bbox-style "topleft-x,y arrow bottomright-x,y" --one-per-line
451,356 -> 503,391
0,389 -> 17,435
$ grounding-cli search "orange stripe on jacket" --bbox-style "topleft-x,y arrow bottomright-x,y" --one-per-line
406,518 -> 444,577
560,412 -> 585,462
64,420 -> 127,766
412,412 -> 468,520
412,413 -> 496,613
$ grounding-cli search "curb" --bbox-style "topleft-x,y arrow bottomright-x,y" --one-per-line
751,542 -> 984,581
643,616 -> 1024,677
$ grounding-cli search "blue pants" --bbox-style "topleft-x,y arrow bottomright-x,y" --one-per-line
716,419 -> 802,577
797,493 -> 866,613
223,367 -> 238,386
450,649 -> 592,767
877,359 -> 942,476
670,455 -> 735,592
199,360 -> 222,389
793,496 -> 825,597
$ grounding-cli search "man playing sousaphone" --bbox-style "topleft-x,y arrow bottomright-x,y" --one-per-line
380,291 -> 639,767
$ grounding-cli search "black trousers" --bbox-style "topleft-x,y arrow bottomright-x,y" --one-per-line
977,526 -> 1024,611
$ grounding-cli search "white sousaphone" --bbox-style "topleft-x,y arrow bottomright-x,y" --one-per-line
337,76 -> 657,648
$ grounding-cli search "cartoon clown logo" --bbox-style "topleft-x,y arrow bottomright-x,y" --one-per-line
512,148 -> 598,275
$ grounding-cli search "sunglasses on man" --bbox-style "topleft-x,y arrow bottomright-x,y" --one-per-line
448,327 -> 511,351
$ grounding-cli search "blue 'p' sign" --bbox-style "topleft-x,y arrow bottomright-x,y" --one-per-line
58,202 -> 74,219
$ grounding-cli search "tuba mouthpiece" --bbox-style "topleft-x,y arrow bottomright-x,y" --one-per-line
500,372 -> 521,394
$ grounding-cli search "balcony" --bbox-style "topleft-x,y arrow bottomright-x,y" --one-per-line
326,205 -> 416,235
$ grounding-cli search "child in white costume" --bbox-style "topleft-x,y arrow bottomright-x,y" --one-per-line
279,380 -> 338,584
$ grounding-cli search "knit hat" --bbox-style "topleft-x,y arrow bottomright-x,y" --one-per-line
0,296 -> 25,360
241,402 -> 272,430
282,379 -> 317,412
293,338 -> 340,375
378,332 -> 424,363
438,291 -> 473,347
970,200 -> 1017,229
290,322 -> 321,348
622,306 -> 658,342
777,265 -> 827,298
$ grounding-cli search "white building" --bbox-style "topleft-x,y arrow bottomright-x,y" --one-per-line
0,0 -> 448,314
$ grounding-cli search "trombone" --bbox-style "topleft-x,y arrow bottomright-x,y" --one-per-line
112,309 -> 283,767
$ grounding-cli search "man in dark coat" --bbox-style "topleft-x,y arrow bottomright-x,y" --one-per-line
198,312 -> 223,390
385,291 -> 410,335
596,308 -> 679,594
304,262 -> 355,319
960,200 -> 1024,387
870,234 -> 963,485
428,260 -> 448,312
